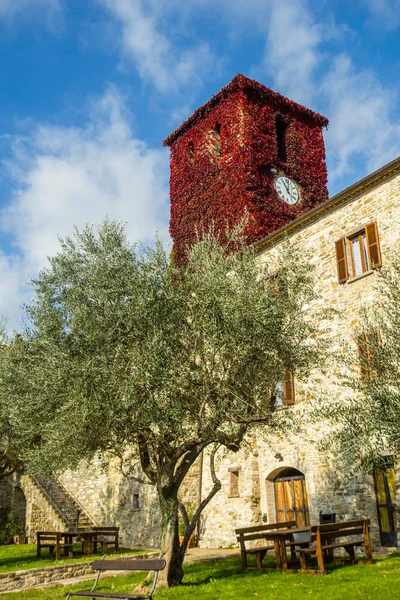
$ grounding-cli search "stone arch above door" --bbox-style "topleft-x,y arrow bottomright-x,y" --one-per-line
265,467 -> 310,526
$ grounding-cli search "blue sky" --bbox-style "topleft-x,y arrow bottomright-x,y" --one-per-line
0,0 -> 400,330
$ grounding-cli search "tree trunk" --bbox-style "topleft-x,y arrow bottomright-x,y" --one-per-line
158,488 -> 184,587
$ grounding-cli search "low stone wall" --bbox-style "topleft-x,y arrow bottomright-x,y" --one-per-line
0,552 -> 156,593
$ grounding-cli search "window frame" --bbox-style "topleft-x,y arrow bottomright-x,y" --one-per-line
228,468 -> 240,497
271,369 -> 295,407
335,221 -> 381,284
358,330 -> 381,381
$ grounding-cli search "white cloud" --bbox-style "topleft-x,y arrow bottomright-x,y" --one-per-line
0,0 -> 63,28
0,87 -> 170,331
261,0 -> 322,107
361,0 -> 400,31
100,0 -> 217,93
253,0 -> 400,186
322,55 -> 400,181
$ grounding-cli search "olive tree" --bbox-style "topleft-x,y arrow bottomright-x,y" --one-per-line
1,220 -> 324,586
0,322 -> 26,481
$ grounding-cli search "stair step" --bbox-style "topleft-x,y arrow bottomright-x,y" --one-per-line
31,476 -> 95,530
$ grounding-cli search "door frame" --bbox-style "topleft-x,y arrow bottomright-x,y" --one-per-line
273,469 -> 310,526
373,464 -> 398,547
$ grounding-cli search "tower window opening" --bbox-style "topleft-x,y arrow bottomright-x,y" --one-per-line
188,141 -> 195,165
208,122 -> 222,161
276,115 -> 287,162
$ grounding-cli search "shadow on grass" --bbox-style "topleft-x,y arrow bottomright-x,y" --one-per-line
0,545 -> 136,572
178,556 -> 275,587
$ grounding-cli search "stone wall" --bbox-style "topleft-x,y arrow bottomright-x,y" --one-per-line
60,456 -> 161,549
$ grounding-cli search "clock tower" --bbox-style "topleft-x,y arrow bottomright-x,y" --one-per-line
164,74 -> 329,265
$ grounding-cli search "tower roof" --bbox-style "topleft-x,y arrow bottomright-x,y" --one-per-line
163,74 -> 328,147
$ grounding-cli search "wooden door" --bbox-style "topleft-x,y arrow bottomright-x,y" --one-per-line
274,475 -> 310,526
374,466 -> 398,546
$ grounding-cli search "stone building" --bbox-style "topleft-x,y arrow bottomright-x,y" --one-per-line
2,74 -> 400,552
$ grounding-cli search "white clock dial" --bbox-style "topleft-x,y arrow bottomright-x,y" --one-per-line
274,176 -> 299,205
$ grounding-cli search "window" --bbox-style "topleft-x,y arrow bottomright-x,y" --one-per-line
229,469 -> 240,497
188,141 -> 195,165
358,330 -> 381,380
335,221 -> 381,283
208,122 -> 222,161
276,114 -> 287,162
272,369 -> 295,407
373,461 -> 398,546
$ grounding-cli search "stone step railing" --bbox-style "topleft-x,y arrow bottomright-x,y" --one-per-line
30,476 -> 73,528
31,476 -> 96,530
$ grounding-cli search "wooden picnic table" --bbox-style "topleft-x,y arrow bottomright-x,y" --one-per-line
64,527 -> 119,556
263,526 -> 312,570
76,530 -> 97,555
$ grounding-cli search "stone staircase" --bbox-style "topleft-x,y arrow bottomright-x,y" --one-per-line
30,475 -> 96,531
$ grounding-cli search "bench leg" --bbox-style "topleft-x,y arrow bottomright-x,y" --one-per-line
274,540 -> 282,569
316,543 -> 325,573
364,523 -> 373,564
279,539 -> 288,570
299,551 -> 307,571
345,545 -> 356,565
255,550 -> 267,570
240,550 -> 248,570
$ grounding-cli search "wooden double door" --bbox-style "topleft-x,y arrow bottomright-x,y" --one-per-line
374,465 -> 398,547
274,469 -> 310,527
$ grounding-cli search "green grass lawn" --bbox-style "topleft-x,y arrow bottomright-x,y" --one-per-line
2,553 -> 400,599
0,543 -> 148,573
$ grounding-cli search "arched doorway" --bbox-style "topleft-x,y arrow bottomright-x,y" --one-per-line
269,468 -> 310,526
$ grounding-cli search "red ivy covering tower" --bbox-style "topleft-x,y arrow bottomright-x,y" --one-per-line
164,74 -> 329,264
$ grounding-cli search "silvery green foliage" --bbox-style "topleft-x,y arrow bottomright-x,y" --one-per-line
0,220 -> 324,584
316,250 -> 400,472
0,320 -> 25,479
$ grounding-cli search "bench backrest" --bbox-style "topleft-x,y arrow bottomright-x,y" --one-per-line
94,527 -> 119,539
91,558 -> 165,572
235,521 -> 296,545
37,531 -> 60,542
317,519 -> 369,543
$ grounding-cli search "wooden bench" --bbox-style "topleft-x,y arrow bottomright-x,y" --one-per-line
93,526 -> 119,554
299,519 -> 373,573
37,531 -> 74,561
65,555 -> 166,600
235,521 -> 297,570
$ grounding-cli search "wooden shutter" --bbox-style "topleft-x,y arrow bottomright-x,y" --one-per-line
358,330 -> 381,380
283,369 -> 295,405
335,238 -> 348,283
358,333 -> 369,379
366,222 -> 382,269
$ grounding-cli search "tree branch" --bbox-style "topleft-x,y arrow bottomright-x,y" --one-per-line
179,445 -> 221,559
137,432 -> 157,484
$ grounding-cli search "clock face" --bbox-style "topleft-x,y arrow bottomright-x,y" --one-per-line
274,176 -> 299,205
